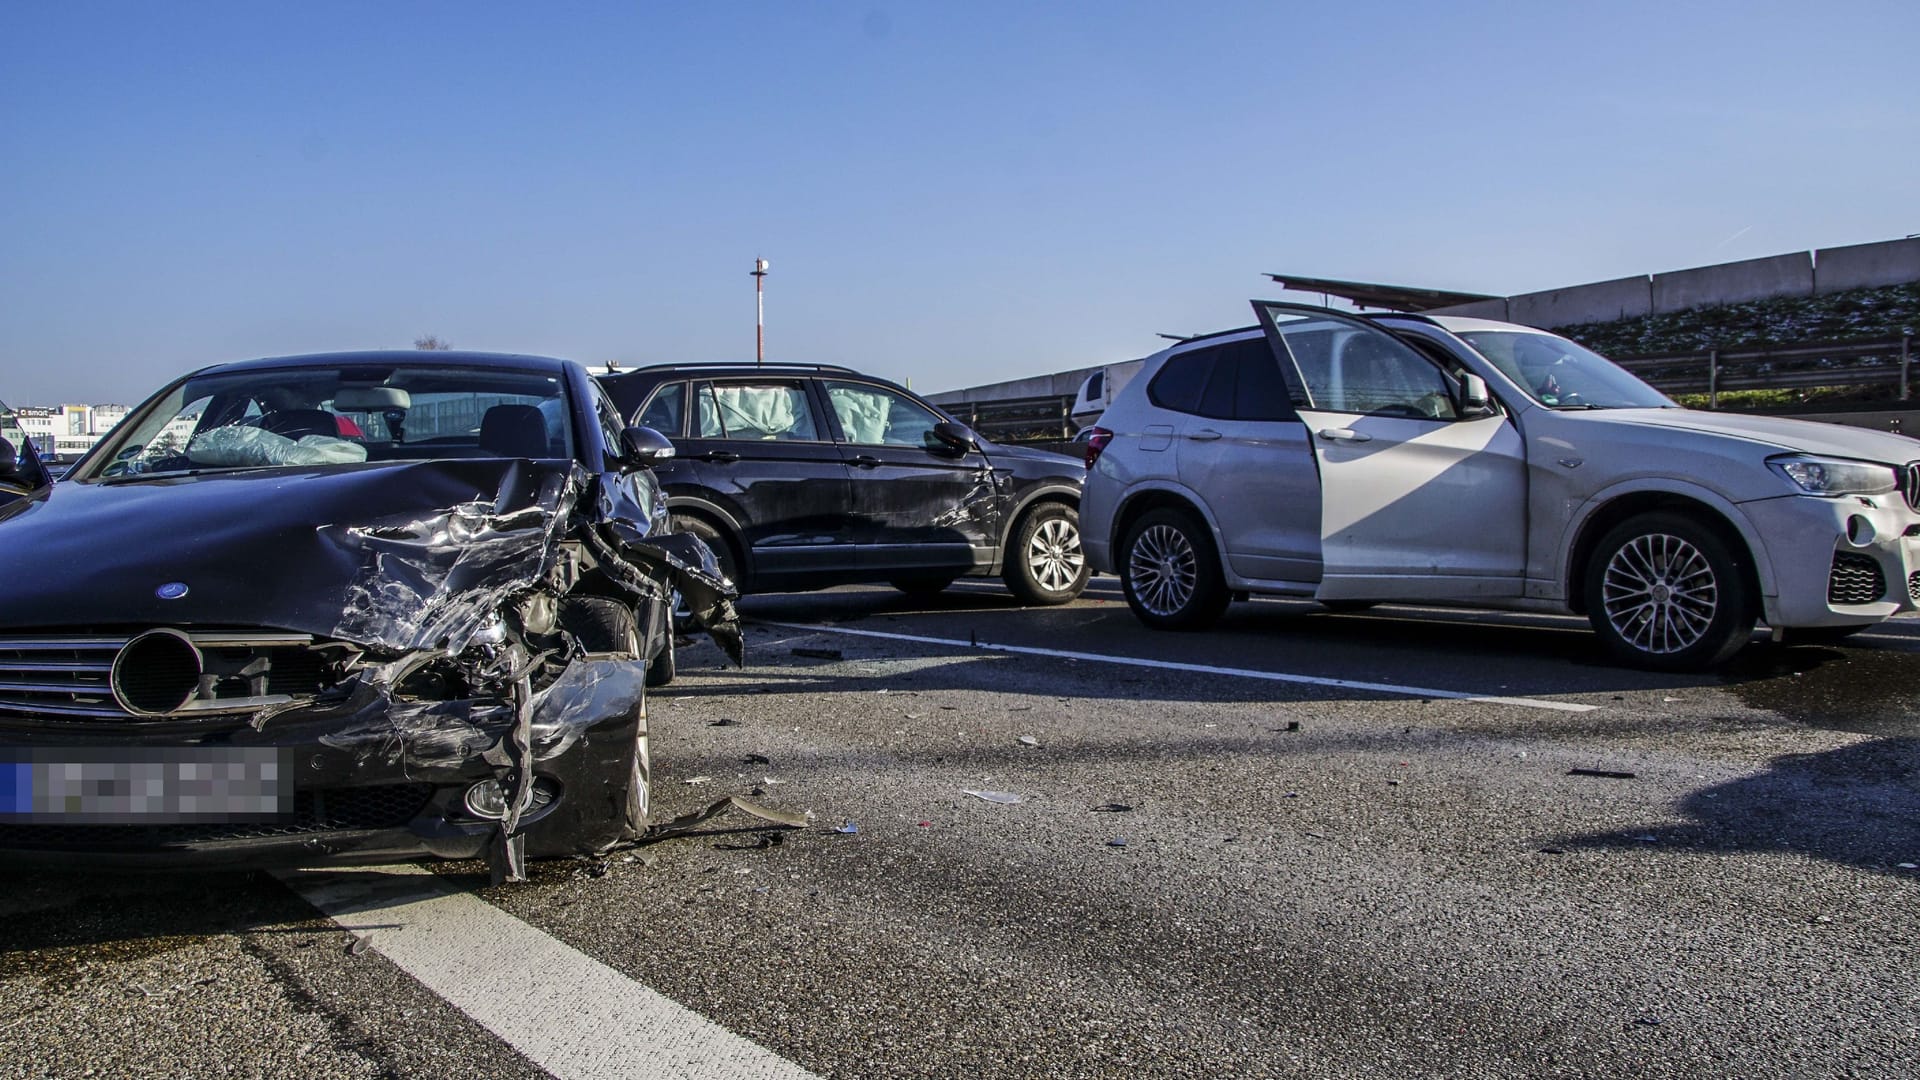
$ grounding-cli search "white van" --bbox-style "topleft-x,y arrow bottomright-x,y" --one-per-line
1069,360 -> 1145,430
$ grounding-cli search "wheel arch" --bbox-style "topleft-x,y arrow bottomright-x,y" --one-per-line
1107,483 -> 1220,560
665,495 -> 750,580
1564,486 -> 1770,617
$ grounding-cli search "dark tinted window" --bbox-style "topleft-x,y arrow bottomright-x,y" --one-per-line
638,381 -> 686,437
1230,340 -> 1294,421
1197,350 -> 1237,419
1085,371 -> 1103,398
1146,349 -> 1211,414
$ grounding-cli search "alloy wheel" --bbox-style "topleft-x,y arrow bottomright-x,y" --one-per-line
1026,517 -> 1085,594
1601,532 -> 1719,655
1128,523 -> 1198,617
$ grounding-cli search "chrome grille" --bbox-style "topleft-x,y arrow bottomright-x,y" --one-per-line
1905,462 -> 1920,512
0,630 -> 319,722
0,636 -> 127,719
1828,553 -> 1886,605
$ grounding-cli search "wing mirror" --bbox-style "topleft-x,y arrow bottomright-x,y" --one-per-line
1457,373 -> 1497,419
929,421 -> 978,455
618,425 -> 677,471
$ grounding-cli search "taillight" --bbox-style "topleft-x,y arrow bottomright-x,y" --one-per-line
1083,427 -> 1113,469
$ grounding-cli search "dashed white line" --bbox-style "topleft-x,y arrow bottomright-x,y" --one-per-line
279,865 -> 818,1080
757,620 -> 1599,713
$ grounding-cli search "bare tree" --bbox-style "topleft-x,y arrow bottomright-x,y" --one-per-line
414,335 -> 452,351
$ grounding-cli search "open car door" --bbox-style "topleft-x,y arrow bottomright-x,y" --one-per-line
1253,301 -> 1527,601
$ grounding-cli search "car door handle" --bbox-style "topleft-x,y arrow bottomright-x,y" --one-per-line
849,454 -> 881,468
1316,428 -> 1372,443
699,450 -> 741,463
1186,429 -> 1223,442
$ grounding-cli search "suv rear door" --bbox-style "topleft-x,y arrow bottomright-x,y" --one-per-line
1254,301 -> 1527,600
684,377 -> 858,578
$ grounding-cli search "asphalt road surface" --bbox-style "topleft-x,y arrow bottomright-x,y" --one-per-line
5,578 -> 1917,1078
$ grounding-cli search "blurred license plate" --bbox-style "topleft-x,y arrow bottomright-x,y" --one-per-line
0,747 -> 291,823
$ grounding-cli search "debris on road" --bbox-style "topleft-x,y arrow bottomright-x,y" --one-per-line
683,776 -> 712,785
1569,767 -> 1638,779
743,753 -> 772,765
346,933 -> 374,957
1018,735 -> 1041,747
644,794 -> 810,842
834,823 -> 859,834
1090,803 -> 1133,813
1107,837 -> 1128,848
709,717 -> 741,727
792,647 -> 844,661
962,789 -> 1023,804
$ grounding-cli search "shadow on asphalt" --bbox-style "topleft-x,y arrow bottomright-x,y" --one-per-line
1556,738 -> 1920,878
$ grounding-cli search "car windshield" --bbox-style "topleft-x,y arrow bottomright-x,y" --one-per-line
76,364 -> 574,481
1454,330 -> 1673,410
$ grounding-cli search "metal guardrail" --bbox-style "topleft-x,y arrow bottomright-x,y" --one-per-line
941,394 -> 1076,444
1612,335 -> 1914,405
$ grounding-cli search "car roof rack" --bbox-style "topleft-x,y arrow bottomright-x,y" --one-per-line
611,361 -> 862,376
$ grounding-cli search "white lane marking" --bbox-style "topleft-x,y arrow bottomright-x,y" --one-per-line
278,865 -> 818,1080
758,621 -> 1598,713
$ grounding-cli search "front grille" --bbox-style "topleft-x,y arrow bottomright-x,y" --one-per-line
1910,571 -> 1920,603
1828,552 -> 1886,605
0,784 -> 435,850
0,629 -> 324,722
1904,462 -> 1920,512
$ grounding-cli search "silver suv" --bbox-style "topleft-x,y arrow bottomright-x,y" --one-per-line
1081,301 -> 1920,671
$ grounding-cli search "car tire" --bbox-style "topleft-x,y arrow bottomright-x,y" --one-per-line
1003,502 -> 1090,605
1583,512 -> 1754,671
556,597 -> 650,834
1119,507 -> 1230,630
1777,624 -> 1872,646
890,574 -> 959,599
643,625 -> 676,687
669,513 -> 741,590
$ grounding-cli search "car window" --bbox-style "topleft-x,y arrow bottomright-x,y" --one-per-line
638,381 -> 686,437
822,380 -> 944,448
82,365 -> 575,479
1147,349 -> 1211,414
696,382 -> 820,441
1271,315 -> 1458,421
590,381 -> 627,459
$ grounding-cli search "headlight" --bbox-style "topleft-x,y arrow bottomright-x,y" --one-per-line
1767,454 -> 1899,496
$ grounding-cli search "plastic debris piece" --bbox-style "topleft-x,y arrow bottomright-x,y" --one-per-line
1285,721 -> 1301,731
1540,847 -> 1568,855
1017,735 -> 1040,747
684,776 -> 712,785
709,718 -> 740,727
1107,837 -> 1128,848
744,753 -> 772,765
1632,834 -> 1659,842
917,821 -> 931,827
1090,803 -> 1133,813
791,647 -> 843,660
1569,767 -> 1637,779
835,823 -> 859,834
962,789 -> 1022,804
346,933 -> 374,957
1282,792 -> 1300,799
644,794 -> 810,841
1387,779 -> 1402,786
1899,862 -> 1918,869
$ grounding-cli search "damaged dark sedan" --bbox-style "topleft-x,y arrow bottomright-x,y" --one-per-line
0,351 -> 739,880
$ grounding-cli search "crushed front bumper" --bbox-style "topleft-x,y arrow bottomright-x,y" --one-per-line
1741,492 -> 1920,628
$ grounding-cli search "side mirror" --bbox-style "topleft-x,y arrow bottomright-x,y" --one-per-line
929,421 -> 978,455
618,425 -> 676,471
1457,373 -> 1497,419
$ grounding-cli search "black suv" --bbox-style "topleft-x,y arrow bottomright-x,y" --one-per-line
600,363 -> 1089,604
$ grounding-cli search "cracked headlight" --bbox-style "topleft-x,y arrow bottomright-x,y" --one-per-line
1767,454 -> 1899,496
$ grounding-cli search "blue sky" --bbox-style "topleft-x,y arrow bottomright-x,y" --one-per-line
3,1 -> 1916,405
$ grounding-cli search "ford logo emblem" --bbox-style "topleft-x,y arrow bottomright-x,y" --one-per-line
155,582 -> 190,600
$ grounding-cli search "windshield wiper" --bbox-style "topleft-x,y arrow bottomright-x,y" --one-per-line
97,466 -> 276,485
